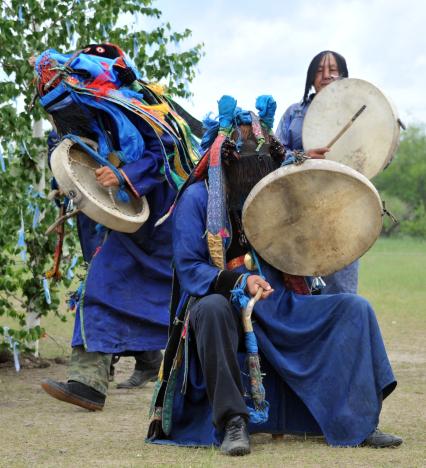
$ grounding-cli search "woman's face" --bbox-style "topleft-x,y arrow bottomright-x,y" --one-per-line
313,53 -> 340,93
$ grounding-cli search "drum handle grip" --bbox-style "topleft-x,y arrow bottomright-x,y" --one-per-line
63,134 -> 126,188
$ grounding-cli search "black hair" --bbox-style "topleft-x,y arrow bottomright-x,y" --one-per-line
50,102 -> 95,138
223,125 -> 282,210
302,50 -> 349,103
225,153 -> 279,210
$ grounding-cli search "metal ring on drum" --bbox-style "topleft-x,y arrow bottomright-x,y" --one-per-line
50,137 -> 149,233
242,160 -> 383,277
302,78 -> 400,179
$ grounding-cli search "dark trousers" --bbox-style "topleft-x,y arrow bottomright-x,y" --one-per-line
134,350 -> 163,371
189,294 -> 249,430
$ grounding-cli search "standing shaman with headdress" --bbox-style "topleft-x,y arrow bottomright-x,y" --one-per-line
147,95 -> 401,455
34,43 -> 200,410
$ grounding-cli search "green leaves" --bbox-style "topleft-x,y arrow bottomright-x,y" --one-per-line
374,124 -> 426,237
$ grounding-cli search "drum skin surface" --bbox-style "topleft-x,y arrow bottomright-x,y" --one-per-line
242,160 -> 383,276
51,138 -> 149,233
302,78 -> 400,179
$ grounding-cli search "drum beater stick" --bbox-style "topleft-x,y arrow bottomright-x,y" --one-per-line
326,104 -> 367,148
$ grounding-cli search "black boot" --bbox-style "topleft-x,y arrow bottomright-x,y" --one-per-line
116,351 -> 162,389
220,416 -> 251,456
362,428 -> 403,448
41,379 -> 105,411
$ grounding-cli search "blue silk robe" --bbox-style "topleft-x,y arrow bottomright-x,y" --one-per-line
154,181 -> 396,447
71,124 -> 175,354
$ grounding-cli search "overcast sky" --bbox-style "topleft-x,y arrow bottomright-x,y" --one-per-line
144,0 -> 425,130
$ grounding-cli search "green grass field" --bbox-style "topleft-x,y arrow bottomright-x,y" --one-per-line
1,237 -> 425,467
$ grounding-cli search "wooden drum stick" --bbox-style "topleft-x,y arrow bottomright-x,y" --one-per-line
326,104 -> 367,148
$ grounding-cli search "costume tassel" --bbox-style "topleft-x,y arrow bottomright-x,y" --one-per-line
116,188 -> 130,203
218,228 -> 230,239
68,282 -> 83,311
95,223 -> 104,234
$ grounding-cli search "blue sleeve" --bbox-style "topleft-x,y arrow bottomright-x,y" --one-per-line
172,183 -> 221,297
276,105 -> 298,161
275,105 -> 294,148
120,135 -> 165,197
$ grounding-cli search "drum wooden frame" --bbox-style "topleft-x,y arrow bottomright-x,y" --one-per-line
242,160 -> 383,276
50,137 -> 149,233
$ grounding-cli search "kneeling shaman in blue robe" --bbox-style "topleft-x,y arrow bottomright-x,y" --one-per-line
147,96 -> 400,455
36,44 -> 200,408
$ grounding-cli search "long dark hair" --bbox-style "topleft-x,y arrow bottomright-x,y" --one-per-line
302,50 -> 348,103
224,125 -> 282,210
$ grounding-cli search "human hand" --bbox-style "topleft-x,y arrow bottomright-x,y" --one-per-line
246,275 -> 274,300
95,167 -> 119,187
306,147 -> 330,159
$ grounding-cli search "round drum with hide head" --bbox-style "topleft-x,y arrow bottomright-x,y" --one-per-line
242,160 -> 383,276
50,137 -> 149,233
302,78 -> 400,179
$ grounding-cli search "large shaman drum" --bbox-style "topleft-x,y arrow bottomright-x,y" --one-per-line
50,137 -> 149,233
302,78 -> 400,179
242,160 -> 383,276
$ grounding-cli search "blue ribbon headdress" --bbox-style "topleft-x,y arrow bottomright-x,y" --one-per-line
34,47 -> 200,194
200,94 -> 278,268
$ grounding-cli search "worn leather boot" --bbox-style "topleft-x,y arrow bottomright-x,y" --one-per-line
220,416 -> 251,456
116,351 -> 162,389
362,428 -> 403,448
41,379 -> 105,411
116,368 -> 159,389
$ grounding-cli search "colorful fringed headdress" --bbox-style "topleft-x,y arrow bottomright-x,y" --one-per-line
194,95 -> 284,268
34,45 -> 200,190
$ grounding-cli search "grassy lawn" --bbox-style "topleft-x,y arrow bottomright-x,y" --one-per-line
0,237 -> 425,467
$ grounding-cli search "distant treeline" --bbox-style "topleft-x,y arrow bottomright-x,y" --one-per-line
374,124 -> 426,237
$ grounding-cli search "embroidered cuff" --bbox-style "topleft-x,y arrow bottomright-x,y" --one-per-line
212,270 -> 243,300
119,169 -> 140,198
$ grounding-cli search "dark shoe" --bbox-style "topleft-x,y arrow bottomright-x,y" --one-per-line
362,428 -> 403,448
220,416 -> 251,456
116,368 -> 158,389
41,379 -> 105,411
